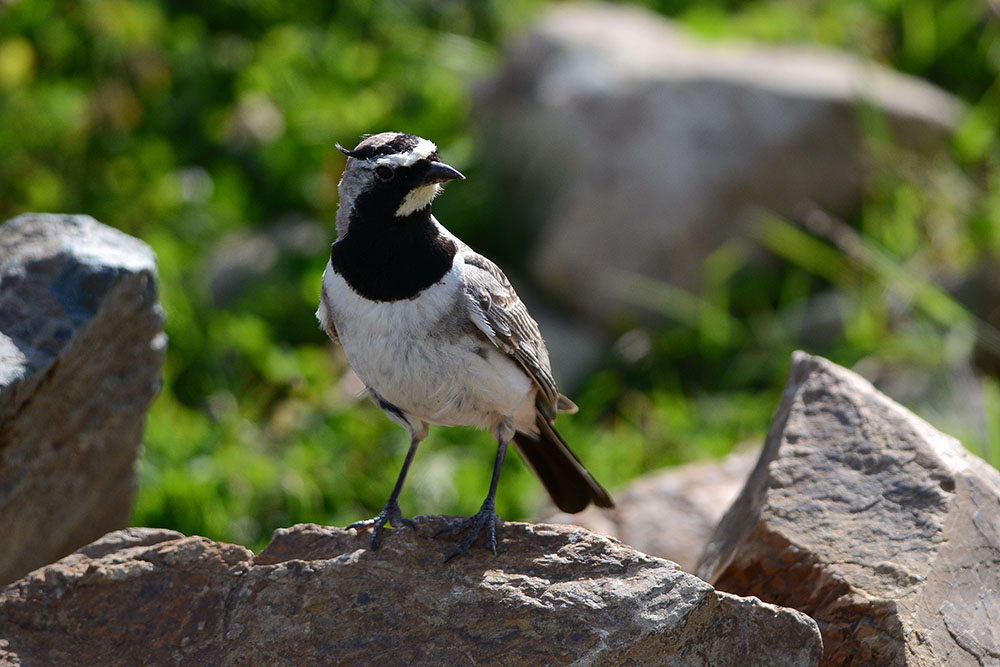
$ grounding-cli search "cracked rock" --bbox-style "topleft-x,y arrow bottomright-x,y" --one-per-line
0,213 -> 165,585
697,352 -> 1000,666
0,520 -> 822,665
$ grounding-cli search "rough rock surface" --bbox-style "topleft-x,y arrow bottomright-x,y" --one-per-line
0,520 -> 823,666
546,449 -> 758,572
697,352 -> 1000,666
0,213 -> 164,585
475,3 -> 962,321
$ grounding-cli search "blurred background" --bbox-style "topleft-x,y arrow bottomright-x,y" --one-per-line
1,0 -> 998,551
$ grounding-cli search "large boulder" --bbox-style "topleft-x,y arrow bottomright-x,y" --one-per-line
697,352 -> 1000,665
0,213 -> 164,585
545,449 -> 758,572
475,3 -> 962,321
0,520 -> 823,665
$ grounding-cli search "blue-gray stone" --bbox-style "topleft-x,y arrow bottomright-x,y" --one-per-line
0,213 -> 164,585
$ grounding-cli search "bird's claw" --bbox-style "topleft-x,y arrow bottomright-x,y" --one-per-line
347,501 -> 414,550
440,502 -> 501,562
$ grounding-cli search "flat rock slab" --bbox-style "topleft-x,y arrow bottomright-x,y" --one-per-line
546,449 -> 758,572
698,352 -> 1000,666
0,520 -> 822,666
0,213 -> 164,585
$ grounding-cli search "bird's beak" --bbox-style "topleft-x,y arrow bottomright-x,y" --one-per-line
423,161 -> 465,184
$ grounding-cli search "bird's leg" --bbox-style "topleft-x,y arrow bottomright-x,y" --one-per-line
442,439 -> 509,562
348,435 -> 420,549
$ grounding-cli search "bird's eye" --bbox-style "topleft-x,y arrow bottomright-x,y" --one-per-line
375,165 -> 394,181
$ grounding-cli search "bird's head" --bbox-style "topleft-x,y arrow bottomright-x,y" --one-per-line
335,133 -> 464,232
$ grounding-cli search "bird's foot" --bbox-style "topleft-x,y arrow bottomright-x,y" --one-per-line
347,500 -> 415,550
437,500 -> 501,562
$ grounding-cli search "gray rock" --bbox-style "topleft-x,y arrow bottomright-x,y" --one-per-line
545,449 -> 758,572
698,352 -> 1000,666
475,3 -> 962,321
0,521 -> 823,666
853,355 -> 993,458
0,213 -> 164,585
204,214 -> 325,305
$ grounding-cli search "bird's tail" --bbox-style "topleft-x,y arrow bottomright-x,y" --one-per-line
512,414 -> 614,513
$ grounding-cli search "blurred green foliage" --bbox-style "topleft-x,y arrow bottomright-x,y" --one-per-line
2,0 -> 999,551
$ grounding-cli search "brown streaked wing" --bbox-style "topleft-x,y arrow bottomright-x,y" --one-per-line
461,252 -> 560,417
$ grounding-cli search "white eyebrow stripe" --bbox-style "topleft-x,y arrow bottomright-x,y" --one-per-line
366,138 -> 438,168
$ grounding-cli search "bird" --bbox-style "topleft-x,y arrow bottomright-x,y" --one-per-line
317,131 -> 613,560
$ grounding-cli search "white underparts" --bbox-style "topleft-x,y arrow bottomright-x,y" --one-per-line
320,257 -> 537,434
395,183 -> 441,217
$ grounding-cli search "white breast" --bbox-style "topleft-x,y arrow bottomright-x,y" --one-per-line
318,257 -> 535,431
